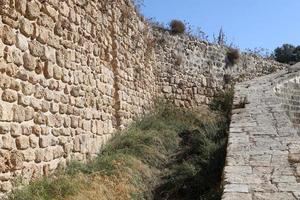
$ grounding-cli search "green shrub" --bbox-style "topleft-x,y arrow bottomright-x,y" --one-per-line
274,44 -> 298,64
153,118 -> 228,200
226,48 -> 240,65
209,89 -> 234,119
169,20 -> 186,34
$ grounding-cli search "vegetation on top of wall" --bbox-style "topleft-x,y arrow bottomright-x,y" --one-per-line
8,97 -> 232,200
169,20 -> 186,34
226,48 -> 240,66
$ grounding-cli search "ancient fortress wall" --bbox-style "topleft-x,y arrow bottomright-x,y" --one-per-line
153,29 -> 286,107
0,0 -> 287,195
0,0 -> 157,194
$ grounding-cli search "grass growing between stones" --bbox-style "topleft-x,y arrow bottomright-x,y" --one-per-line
8,91 -> 233,200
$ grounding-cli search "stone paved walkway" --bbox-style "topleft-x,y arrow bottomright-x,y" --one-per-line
222,70 -> 300,200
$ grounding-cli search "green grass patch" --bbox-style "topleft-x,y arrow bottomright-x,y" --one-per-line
153,90 -> 233,200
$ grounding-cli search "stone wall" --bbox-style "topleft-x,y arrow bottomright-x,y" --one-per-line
274,70 -> 300,132
0,0 -> 288,195
153,28 -> 287,107
0,0 -> 157,194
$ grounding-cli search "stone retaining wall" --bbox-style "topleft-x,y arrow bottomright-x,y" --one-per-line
0,0 -> 157,195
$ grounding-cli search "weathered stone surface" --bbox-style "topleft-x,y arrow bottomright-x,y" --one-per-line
289,154 -> 300,163
28,40 -> 44,57
0,181 -> 12,192
10,124 -> 21,137
59,2 -> 69,17
0,103 -> 13,122
41,4 -> 58,21
22,149 -> 35,162
1,25 -> 15,45
44,61 -> 54,79
39,135 -> 52,148
20,18 -> 34,37
162,86 -> 172,93
23,52 -> 35,71
12,105 -> 25,123
15,0 -> 26,15
24,107 -> 34,121
0,125 -> 10,135
34,112 -> 47,125
26,1 -> 40,20
12,49 -> 23,66
2,136 -> 14,150
16,136 -> 29,150
53,65 -> 62,80
2,89 -> 18,103
35,149 -> 43,163
10,151 -> 23,170
16,33 -> 28,51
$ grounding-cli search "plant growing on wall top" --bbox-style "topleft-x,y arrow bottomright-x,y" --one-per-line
226,48 -> 240,66
169,20 -> 186,34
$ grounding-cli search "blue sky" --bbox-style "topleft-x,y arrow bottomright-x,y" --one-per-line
141,0 -> 300,51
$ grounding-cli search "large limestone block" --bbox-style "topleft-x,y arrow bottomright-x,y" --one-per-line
16,135 -> 29,150
1,25 -> 15,45
20,18 -> 34,37
2,89 -> 18,103
15,0 -> 27,15
44,61 -> 54,79
2,135 -> 14,150
29,40 -> 44,57
41,4 -> 58,21
12,105 -> 26,123
12,48 -> 23,66
16,33 -> 28,51
26,1 -> 40,20
0,103 -> 13,122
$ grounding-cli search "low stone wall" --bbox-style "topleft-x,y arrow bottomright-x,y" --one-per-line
274,72 -> 300,132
